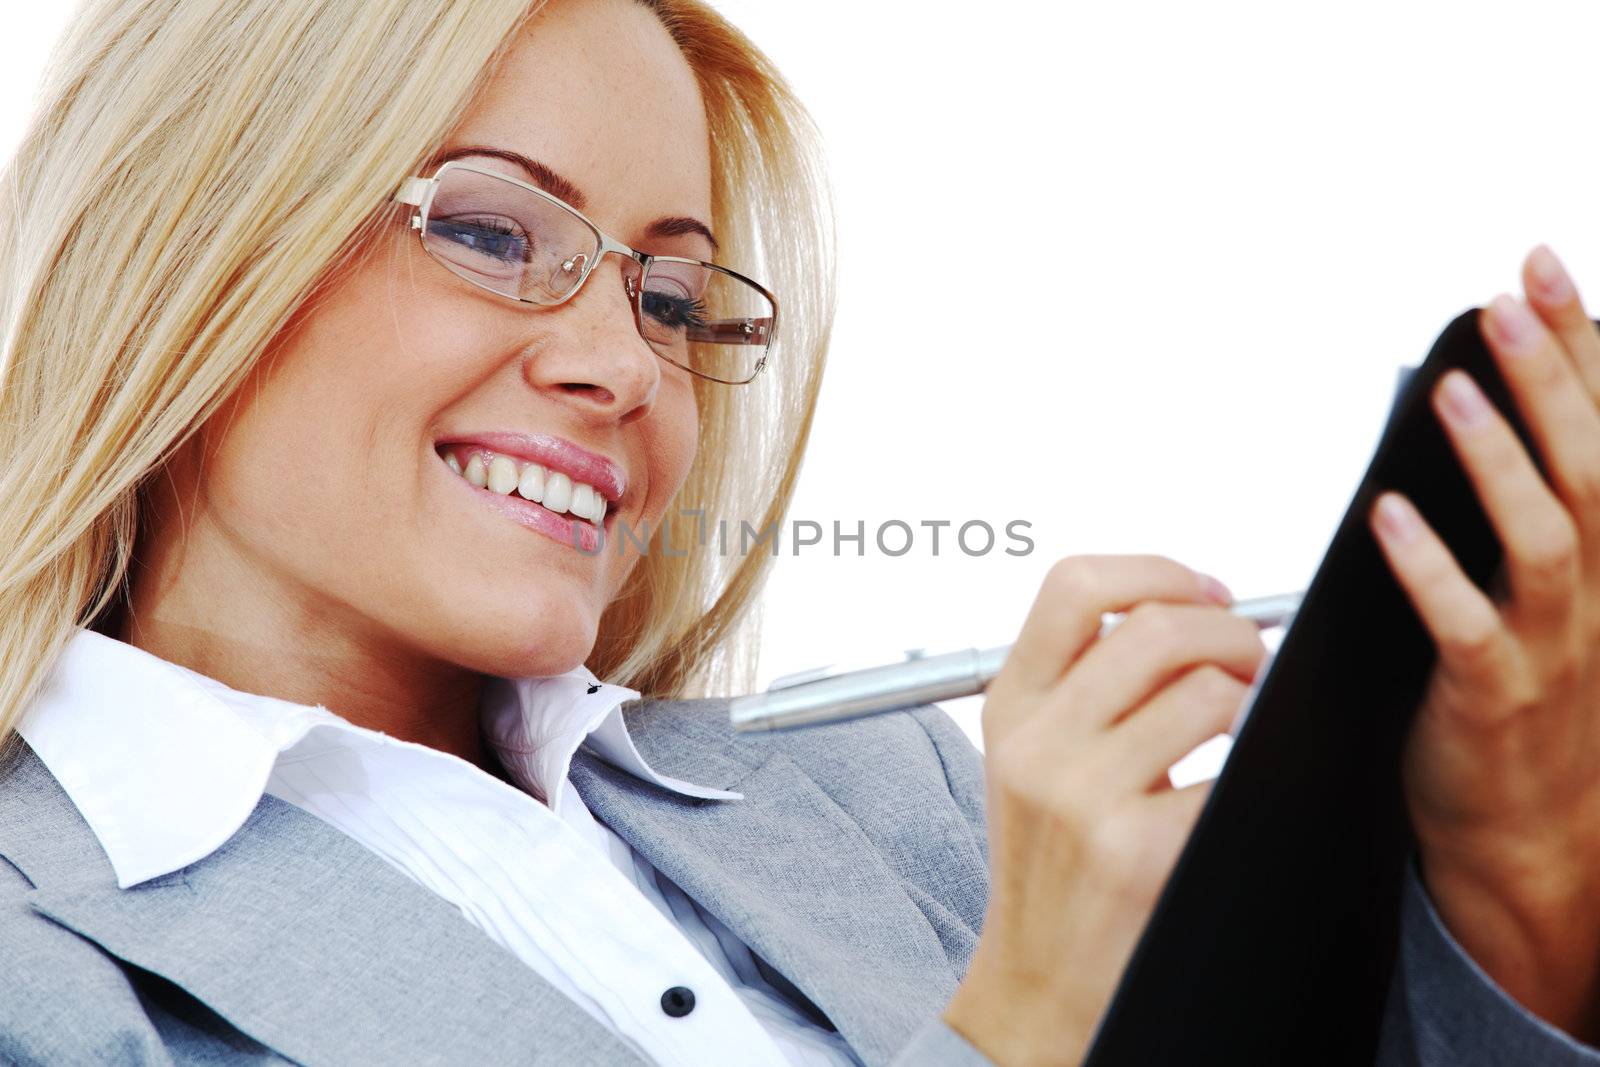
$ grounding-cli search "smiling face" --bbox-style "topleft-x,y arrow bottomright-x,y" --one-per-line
127,0 -> 710,693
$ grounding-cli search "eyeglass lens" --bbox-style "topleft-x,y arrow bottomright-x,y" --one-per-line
420,165 -> 774,383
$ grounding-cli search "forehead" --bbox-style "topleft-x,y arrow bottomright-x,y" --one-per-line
442,0 -> 713,234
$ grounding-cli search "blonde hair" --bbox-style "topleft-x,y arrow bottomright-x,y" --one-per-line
0,0 -> 835,765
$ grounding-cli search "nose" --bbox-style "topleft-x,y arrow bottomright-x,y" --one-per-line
522,253 -> 662,425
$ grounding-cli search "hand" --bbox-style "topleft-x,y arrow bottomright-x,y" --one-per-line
1367,245 -> 1600,1042
942,554 -> 1268,1067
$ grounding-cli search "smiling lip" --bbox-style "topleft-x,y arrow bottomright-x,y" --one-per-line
445,470 -> 608,554
434,431 -> 627,504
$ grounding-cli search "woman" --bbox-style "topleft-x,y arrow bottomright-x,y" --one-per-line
0,0 -> 1596,1064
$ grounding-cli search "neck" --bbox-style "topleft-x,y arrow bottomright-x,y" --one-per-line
118,529 -> 496,774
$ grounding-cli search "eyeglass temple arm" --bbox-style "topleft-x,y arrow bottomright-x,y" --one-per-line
690,317 -> 776,346
394,176 -> 431,206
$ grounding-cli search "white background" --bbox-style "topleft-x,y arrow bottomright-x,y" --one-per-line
5,3 -> 1597,777
708,0 -> 1600,777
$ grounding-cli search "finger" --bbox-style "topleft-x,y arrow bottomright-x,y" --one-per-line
1478,293 -> 1600,542
1523,244 -> 1600,409
1368,490 -> 1522,700
1430,369 -> 1581,630
1095,663 -> 1249,794
997,553 -> 1232,701
1048,601 -> 1266,734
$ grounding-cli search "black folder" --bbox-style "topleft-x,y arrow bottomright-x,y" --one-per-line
1082,307 -> 1600,1065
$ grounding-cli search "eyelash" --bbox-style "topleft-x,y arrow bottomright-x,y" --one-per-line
437,216 -> 530,262
641,291 -> 709,330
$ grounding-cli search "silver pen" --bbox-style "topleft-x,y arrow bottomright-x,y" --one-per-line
729,591 -> 1304,732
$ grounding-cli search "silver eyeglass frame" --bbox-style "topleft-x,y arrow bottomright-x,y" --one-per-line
392,159 -> 778,385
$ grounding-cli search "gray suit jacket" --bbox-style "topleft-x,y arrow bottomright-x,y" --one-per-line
0,693 -> 1593,1066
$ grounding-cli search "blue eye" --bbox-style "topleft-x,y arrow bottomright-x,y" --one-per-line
433,215 -> 531,264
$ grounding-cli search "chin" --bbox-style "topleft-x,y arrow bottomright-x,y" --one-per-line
442,591 -> 603,681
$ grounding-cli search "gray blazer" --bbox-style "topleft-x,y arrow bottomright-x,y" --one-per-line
0,694 -> 1590,1066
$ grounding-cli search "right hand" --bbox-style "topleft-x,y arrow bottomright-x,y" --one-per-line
942,554 -> 1269,1066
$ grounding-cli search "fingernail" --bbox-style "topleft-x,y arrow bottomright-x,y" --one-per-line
1375,492 -> 1419,543
1439,370 -> 1491,427
1486,293 -> 1538,355
1198,573 -> 1234,605
1528,244 -> 1575,303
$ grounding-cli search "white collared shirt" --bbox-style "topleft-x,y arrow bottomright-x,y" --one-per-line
17,629 -> 863,1067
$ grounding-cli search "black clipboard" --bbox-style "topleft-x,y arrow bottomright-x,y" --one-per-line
1082,307 -> 1599,1065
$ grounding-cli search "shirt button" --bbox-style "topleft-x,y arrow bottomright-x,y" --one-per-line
660,985 -> 696,1018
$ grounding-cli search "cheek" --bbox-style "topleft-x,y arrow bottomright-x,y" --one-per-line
200,246 -> 479,562
205,355 -> 376,553
645,377 -> 701,521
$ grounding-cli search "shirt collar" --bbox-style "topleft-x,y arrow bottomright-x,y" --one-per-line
17,628 -> 740,890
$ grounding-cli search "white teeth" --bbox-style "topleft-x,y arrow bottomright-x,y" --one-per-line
573,484 -> 601,523
487,455 -> 519,494
543,471 -> 572,514
517,463 -> 546,503
568,483 -> 605,523
444,447 -> 606,525
570,483 -> 593,522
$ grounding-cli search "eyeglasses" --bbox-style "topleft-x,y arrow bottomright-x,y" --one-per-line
392,159 -> 778,385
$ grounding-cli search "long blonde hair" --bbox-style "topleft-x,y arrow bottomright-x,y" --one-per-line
0,0 -> 835,764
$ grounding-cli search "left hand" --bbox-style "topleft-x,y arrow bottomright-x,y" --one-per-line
1367,244 -> 1600,1043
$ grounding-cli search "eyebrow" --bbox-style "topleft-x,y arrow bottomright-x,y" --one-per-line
426,144 -> 720,256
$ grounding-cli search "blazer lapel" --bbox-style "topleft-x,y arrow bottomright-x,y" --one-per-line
570,697 -> 962,1067
2,692 -> 973,1067
1,744 -> 648,1067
